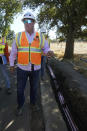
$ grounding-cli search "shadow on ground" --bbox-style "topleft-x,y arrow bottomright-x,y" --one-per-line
0,65 -> 44,131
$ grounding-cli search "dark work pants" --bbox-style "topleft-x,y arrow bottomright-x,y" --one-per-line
41,56 -> 46,78
17,67 -> 40,108
0,64 -> 10,89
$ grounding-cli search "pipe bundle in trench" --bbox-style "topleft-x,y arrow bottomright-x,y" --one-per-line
47,58 -> 87,131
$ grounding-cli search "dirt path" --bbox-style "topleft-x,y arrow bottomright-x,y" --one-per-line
0,65 -> 44,131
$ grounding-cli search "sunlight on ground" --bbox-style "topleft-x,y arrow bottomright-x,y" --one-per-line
4,120 -> 14,130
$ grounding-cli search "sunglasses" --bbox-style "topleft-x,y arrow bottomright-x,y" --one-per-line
23,19 -> 34,24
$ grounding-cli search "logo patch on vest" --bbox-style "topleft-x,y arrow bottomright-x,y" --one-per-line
34,36 -> 39,41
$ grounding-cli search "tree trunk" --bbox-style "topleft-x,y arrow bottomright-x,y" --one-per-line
64,30 -> 74,59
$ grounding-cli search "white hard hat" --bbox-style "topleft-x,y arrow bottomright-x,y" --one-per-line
40,28 -> 46,33
22,12 -> 35,21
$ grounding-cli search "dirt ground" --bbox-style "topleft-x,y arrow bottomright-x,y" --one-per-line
49,42 -> 87,131
4,41 -> 87,131
50,41 -> 87,77
50,41 -> 87,54
0,65 -> 45,131
48,57 -> 87,131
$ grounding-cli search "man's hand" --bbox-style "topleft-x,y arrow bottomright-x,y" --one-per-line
47,51 -> 54,58
10,66 -> 14,73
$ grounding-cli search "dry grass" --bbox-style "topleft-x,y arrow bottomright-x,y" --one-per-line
50,41 -> 87,78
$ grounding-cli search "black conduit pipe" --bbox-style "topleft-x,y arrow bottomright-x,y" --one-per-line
47,65 -> 79,131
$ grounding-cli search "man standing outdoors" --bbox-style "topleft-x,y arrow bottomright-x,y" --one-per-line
9,12 -> 54,116
0,36 -> 11,94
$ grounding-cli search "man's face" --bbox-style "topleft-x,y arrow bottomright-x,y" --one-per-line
23,19 -> 35,33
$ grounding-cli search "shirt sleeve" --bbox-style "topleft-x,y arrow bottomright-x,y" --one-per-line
9,40 -> 17,66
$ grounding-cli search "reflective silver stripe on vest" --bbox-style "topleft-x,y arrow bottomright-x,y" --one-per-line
18,47 -> 41,52
17,32 -> 21,46
0,43 -> 5,45
18,47 -> 29,52
30,48 -> 41,52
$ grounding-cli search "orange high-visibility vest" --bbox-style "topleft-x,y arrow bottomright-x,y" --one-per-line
16,31 -> 44,65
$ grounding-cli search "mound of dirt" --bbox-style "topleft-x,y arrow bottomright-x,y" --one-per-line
48,58 -> 87,131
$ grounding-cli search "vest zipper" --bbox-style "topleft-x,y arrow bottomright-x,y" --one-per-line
29,44 -> 30,62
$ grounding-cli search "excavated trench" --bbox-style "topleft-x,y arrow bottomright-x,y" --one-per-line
0,62 -> 87,131
47,58 -> 87,131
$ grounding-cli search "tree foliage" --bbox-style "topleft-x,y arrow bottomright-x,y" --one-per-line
0,0 -> 22,36
23,0 -> 87,58
7,30 -> 15,40
23,0 -> 87,38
